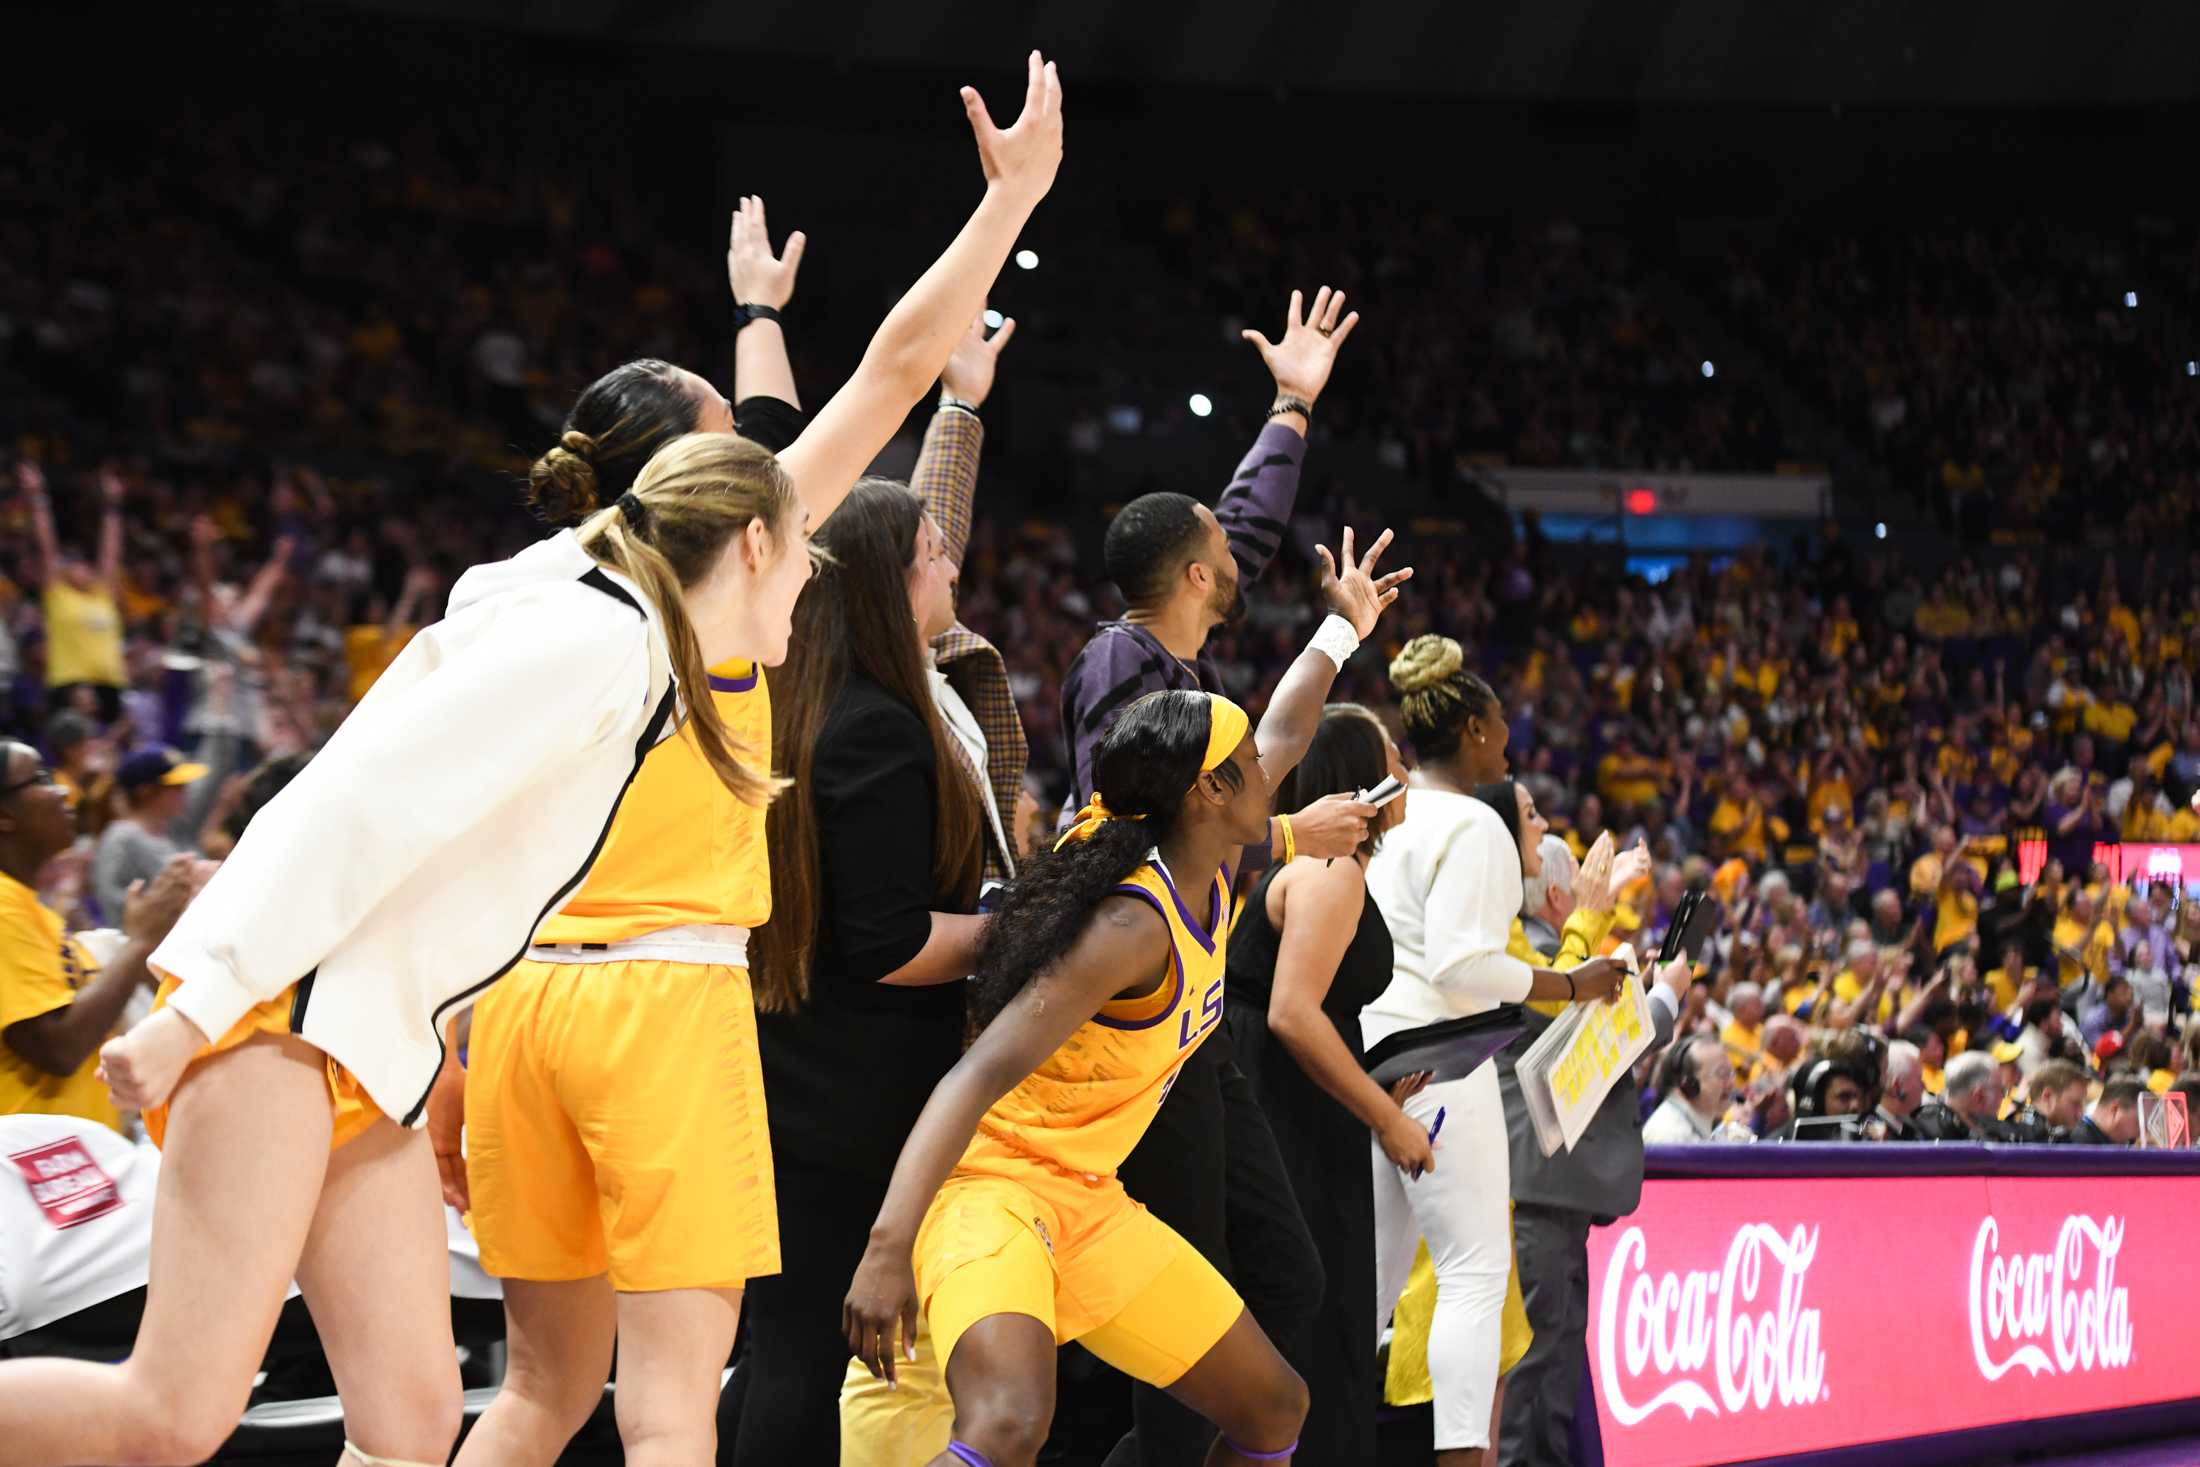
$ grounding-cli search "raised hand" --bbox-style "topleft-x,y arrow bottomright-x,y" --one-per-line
962,50 -> 1064,208
1315,525 -> 1413,639
728,194 -> 806,310
1576,831 -> 1618,913
98,463 -> 127,508
122,854 -> 215,945
1241,286 -> 1362,407
15,460 -> 47,503
1610,839 -> 1652,899
940,306 -> 1017,408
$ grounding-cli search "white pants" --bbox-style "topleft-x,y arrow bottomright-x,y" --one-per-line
1371,1063 -> 1511,1451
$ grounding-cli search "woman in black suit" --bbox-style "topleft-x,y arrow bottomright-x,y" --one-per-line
1223,704 -> 1427,1465
724,479 -> 992,1464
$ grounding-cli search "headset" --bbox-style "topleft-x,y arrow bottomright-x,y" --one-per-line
1791,1057 -> 1869,1119
1657,1035 -> 1708,1101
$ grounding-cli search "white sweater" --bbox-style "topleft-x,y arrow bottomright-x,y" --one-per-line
152,531 -> 676,1126
1361,787 -> 1533,1047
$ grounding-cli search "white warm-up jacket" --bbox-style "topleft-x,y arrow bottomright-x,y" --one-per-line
1360,787 -> 1532,1047
150,531 -> 679,1126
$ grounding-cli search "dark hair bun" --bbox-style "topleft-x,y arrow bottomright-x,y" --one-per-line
527,429 -> 601,526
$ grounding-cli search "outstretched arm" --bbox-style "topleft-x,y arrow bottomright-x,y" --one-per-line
727,194 -> 805,411
230,535 -> 294,636
94,466 -> 125,594
917,308 -> 1015,563
844,896 -> 1169,1382
1254,525 -> 1411,786
19,463 -> 57,586
1211,286 -> 1362,585
777,52 -> 1063,529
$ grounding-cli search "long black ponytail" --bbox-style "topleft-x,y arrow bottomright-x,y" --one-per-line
971,691 -> 1240,1022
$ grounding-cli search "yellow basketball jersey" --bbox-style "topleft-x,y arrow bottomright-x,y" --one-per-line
535,659 -> 772,945
970,855 -> 1231,1180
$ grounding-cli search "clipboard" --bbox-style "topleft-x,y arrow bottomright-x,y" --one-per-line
1362,1007 -> 1527,1086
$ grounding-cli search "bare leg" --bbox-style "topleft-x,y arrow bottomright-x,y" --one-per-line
293,1116 -> 464,1466
931,1313 -> 1057,1467
610,1286 -> 744,1467
452,1276 -> 617,1467
1153,1308 -> 1308,1466
0,1035 -> 332,1466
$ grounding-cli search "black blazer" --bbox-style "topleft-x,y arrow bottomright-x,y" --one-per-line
756,670 -> 971,1180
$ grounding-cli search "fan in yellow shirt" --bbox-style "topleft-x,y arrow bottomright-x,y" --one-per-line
0,742 -> 199,1130
2051,896 -> 2118,990
24,463 -> 129,716
2084,698 -> 2138,747
1934,859 -> 1982,953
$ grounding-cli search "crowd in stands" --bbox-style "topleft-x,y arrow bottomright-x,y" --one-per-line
9,115 -> 2200,1154
1696,222 -> 2200,539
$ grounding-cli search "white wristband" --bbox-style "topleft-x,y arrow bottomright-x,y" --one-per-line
1309,613 -> 1361,669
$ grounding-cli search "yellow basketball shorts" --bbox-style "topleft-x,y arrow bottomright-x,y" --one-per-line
465,956 -> 778,1292
144,977 -> 381,1152
840,1315 -> 955,1467
912,1164 -> 1243,1389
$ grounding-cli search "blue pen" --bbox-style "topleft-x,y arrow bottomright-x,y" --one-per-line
1412,1106 -> 1446,1180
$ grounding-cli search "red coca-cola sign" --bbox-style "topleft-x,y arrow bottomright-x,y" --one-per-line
1587,1174 -> 2200,1466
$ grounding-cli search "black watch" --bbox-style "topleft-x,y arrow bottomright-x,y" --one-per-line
733,302 -> 784,333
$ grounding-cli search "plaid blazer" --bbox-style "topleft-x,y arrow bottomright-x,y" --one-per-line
916,406 -> 1027,881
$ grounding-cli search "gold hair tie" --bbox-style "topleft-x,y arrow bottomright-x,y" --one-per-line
1055,792 -> 1146,850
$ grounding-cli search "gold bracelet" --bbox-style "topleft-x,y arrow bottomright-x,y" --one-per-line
1279,814 -> 1297,864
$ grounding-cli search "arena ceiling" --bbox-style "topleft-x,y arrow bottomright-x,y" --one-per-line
303,0 -> 2200,105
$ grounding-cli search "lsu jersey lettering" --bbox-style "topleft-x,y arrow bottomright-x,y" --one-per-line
971,855 -> 1232,1180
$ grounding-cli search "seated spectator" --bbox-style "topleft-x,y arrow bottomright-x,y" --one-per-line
1912,1050 -> 2009,1140
1874,1040 -> 1926,1139
88,750 -> 206,924
1720,980 -> 1766,1076
1766,1055 -> 1869,1140
1642,1035 -> 1744,1143
2005,1058 -> 2088,1139
2079,973 -> 2139,1054
1,742 -> 203,1128
2065,1077 -> 2144,1146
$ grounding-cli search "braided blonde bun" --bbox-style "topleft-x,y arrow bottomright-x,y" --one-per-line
1389,634 -> 1464,695
1389,633 -> 1496,758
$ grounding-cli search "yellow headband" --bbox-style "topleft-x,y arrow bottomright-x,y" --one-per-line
1057,694 -> 1249,849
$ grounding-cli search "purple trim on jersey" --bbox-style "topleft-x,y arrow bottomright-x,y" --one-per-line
1094,883 -> 1184,1030
1148,855 -> 1220,955
708,668 -> 760,693
947,1443 -> 995,1467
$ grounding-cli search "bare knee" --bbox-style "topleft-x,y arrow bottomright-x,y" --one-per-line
613,1394 -> 717,1458
109,1377 -> 249,1466
347,1362 -> 463,1465
1218,1360 -> 1308,1454
951,1386 -> 1054,1467
504,1352 -> 612,1441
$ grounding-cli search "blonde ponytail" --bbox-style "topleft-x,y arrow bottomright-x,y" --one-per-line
574,432 -> 797,808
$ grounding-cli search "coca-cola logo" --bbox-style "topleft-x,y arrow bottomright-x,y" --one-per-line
1967,1215 -> 2134,1382
1596,1222 -> 1828,1424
